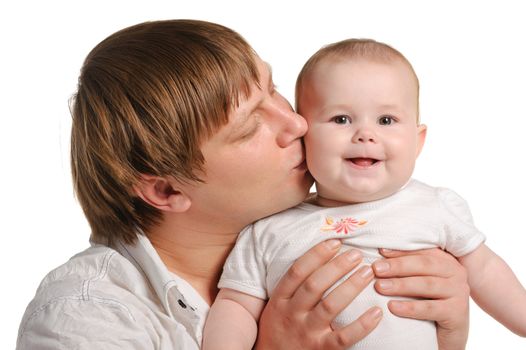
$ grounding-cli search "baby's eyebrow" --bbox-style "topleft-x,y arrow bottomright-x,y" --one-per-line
318,104 -> 351,116
378,103 -> 400,110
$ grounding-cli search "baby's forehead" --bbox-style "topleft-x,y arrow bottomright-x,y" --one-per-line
315,54 -> 415,77
302,56 -> 418,94
298,57 -> 420,120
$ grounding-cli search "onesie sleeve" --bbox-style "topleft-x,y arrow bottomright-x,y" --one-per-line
437,187 -> 486,257
218,224 -> 268,300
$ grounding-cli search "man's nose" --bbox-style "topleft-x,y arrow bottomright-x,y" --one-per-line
277,106 -> 308,148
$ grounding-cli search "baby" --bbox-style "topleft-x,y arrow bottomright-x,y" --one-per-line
202,39 -> 526,349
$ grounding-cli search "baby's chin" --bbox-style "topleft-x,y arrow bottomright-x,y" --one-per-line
315,185 -> 401,207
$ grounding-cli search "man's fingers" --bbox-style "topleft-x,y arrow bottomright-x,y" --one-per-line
387,299 -> 468,324
373,253 -> 458,279
388,300 -> 436,321
323,307 -> 383,349
378,247 -> 449,258
272,239 -> 342,299
308,265 -> 374,328
374,276 -> 456,299
291,249 -> 363,311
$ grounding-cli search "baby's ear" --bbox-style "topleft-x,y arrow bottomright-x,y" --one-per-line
134,175 -> 192,213
415,124 -> 427,158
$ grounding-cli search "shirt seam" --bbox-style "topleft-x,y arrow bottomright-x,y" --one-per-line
119,240 -> 177,317
18,295 -> 136,343
117,240 -> 149,280
247,224 -> 265,269
453,233 -> 486,257
218,278 -> 267,300
81,250 -> 115,301
19,249 -> 135,342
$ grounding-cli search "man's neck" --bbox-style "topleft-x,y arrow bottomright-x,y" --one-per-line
146,217 -> 240,305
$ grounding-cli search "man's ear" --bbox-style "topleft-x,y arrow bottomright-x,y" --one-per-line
416,124 -> 427,158
134,175 -> 191,213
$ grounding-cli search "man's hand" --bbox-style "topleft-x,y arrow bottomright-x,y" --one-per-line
373,248 -> 470,350
256,239 -> 382,349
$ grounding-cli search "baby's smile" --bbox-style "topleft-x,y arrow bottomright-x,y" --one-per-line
347,157 -> 380,168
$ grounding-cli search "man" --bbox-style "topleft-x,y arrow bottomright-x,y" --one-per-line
17,20 -> 469,349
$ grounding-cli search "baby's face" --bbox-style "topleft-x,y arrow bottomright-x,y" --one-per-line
299,58 -> 426,206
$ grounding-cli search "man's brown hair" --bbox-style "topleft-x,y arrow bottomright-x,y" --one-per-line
70,20 -> 259,245
295,38 -> 420,122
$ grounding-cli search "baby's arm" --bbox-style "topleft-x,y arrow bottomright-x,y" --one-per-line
202,288 -> 265,350
458,243 -> 526,336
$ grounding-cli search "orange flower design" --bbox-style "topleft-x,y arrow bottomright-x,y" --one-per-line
321,216 -> 367,234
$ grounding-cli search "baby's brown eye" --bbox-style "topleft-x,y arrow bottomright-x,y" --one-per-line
332,115 -> 350,124
379,116 -> 394,125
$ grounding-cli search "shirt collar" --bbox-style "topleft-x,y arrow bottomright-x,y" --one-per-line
112,233 -> 210,344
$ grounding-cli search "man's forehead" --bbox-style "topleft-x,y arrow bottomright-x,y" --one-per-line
263,61 -> 273,81
257,59 -> 273,89
232,60 -> 273,115
203,59 -> 275,143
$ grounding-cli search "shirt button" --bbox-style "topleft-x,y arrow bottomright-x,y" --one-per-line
177,299 -> 187,309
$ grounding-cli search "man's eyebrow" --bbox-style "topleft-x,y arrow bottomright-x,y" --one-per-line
244,62 -> 272,113
231,62 -> 273,133
265,62 -> 274,91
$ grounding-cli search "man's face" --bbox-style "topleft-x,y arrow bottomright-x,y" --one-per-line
186,57 -> 313,230
299,58 -> 426,206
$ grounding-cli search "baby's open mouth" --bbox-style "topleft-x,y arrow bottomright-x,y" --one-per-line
348,158 -> 379,167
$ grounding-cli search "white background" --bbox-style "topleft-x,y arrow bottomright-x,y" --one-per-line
1,0 -> 525,348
